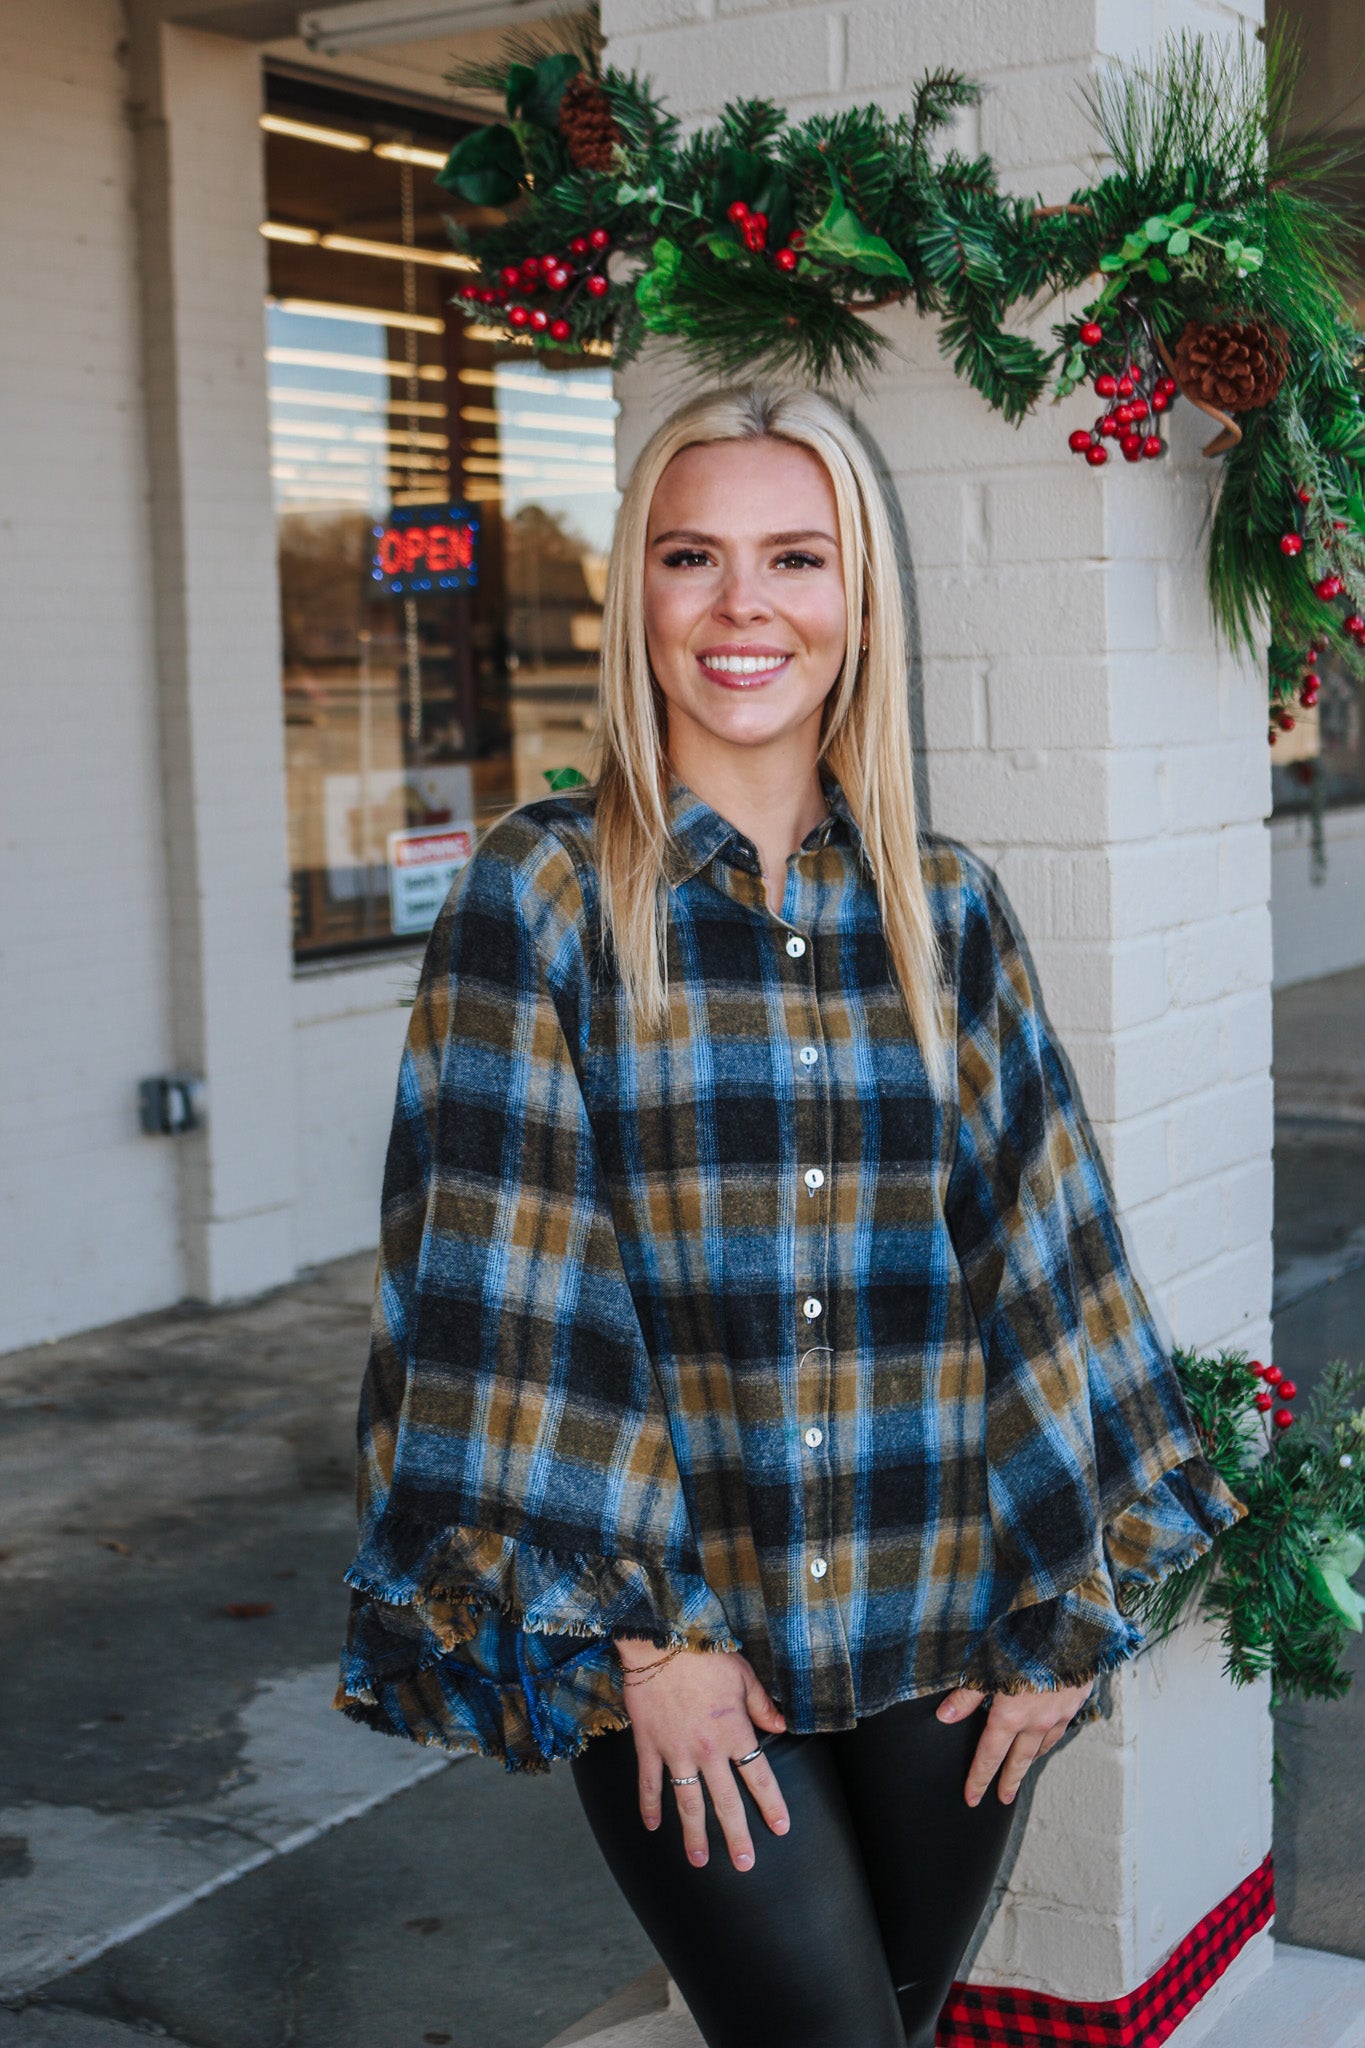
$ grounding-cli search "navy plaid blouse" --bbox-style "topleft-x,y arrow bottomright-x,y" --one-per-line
335,768 -> 1242,1771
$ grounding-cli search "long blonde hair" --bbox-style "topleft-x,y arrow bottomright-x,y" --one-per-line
588,382 -> 945,1086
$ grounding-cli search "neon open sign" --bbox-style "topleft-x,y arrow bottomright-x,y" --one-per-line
371,504 -> 479,594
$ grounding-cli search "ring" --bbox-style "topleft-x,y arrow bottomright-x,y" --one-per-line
732,1746 -> 764,1768
668,1773 -> 701,1786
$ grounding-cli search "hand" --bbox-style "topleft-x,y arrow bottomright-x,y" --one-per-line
615,1640 -> 791,1873
935,1680 -> 1094,1807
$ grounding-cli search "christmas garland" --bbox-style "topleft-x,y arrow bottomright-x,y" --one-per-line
1128,1353 -> 1365,1703
436,22 -> 1365,737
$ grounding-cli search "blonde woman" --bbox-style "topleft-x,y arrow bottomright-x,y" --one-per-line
336,384 -> 1243,2047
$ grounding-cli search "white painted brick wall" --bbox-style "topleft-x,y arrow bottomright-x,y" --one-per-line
0,2 -> 180,1349
604,0 -> 1273,2009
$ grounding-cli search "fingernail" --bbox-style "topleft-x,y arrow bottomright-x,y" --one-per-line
938,1706 -> 956,1720
736,1853 -> 753,1869
689,1850 -> 707,1866
773,1818 -> 790,1834
966,1794 -> 979,1807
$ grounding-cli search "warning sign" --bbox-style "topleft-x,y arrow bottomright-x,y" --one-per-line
387,823 -> 474,937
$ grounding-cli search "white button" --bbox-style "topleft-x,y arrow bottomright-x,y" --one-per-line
798,1045 -> 819,1067
810,1556 -> 828,1579
786,935 -> 807,958
803,1167 -> 825,1193
804,1426 -> 824,1448
802,1297 -> 822,1320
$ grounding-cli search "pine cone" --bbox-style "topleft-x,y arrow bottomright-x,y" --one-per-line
1173,318 -> 1289,412
558,72 -> 621,173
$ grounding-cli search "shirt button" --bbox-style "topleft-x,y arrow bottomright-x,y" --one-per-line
810,1556 -> 828,1579
803,1167 -> 825,1193
785,934 -> 807,958
798,1045 -> 819,1067
804,1426 -> 823,1449
802,1296 -> 822,1320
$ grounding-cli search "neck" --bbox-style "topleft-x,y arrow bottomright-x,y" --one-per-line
666,719 -> 832,913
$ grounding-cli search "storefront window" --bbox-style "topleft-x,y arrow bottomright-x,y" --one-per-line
262,73 -> 618,962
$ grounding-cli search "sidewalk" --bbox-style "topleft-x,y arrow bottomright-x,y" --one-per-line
0,970 -> 1362,2046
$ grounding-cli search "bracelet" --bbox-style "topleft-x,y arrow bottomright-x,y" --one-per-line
619,1641 -> 685,1687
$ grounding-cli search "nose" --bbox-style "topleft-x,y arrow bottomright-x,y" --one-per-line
713,556 -> 773,624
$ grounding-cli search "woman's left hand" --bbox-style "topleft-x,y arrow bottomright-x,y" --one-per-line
935,1681 -> 1094,1807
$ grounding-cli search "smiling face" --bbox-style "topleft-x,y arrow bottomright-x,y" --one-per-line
642,435 -> 853,774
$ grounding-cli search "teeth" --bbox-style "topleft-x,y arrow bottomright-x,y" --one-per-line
701,653 -> 789,674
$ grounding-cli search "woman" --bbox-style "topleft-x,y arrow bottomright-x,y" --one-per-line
336,383 -> 1243,2048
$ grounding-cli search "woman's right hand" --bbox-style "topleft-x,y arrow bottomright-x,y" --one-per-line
616,1641 -> 791,1872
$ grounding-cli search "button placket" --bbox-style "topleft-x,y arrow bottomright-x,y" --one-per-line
781,898 -> 833,1588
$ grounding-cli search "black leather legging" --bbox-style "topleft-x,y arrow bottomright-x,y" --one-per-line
570,1688 -> 1017,2048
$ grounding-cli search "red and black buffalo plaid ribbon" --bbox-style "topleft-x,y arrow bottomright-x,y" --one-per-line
938,1852 -> 1274,2045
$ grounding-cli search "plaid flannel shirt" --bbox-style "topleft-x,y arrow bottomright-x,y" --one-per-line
335,769 -> 1243,1772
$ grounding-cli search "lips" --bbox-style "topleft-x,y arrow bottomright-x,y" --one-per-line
695,647 -> 794,687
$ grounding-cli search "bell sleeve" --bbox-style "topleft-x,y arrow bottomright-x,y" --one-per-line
333,811 -> 741,1773
943,851 -> 1245,1699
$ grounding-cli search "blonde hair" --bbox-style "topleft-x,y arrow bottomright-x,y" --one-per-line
588,382 -> 946,1087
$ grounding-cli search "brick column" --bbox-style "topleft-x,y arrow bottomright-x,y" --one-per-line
604,0 -> 1275,2028
128,12 -> 298,1302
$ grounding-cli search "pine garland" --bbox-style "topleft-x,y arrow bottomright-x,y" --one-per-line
434,23 -> 1365,731
1128,1352 -> 1365,1702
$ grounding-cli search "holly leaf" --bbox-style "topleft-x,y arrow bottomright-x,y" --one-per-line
1168,201 -> 1197,224
435,124 -> 525,207
803,169 -> 910,282
543,765 -> 589,790
1166,228 -> 1190,256
1146,256 -> 1171,283
703,232 -> 743,262
1144,215 -> 1171,241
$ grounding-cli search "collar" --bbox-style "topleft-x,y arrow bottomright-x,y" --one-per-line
661,765 -> 860,888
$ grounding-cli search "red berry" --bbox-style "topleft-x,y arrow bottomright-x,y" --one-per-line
1248,1360 -> 1265,1376
1315,574 -> 1344,600
1297,485 -> 1312,504
1121,431 -> 1143,459
1254,1390 -> 1274,1411
1085,444 -> 1109,466
1115,404 -> 1135,426
569,235 -> 590,256
1264,1365 -> 1283,1384
1280,534 -> 1304,556
726,200 -> 750,223
507,304 -> 530,327
500,265 -> 521,288
458,282 -> 479,300
1095,373 -> 1119,398
1335,519 -> 1350,530
1151,389 -> 1170,413
1268,729 -> 1279,745
1142,436 -> 1163,458
588,226 -> 611,250
1068,429 -> 1094,452
774,246 -> 798,271
1116,375 -> 1135,397
586,272 -> 610,297
1080,321 -> 1104,346
478,288 -> 498,304
546,267 -> 570,290
1277,1379 -> 1298,1400
1274,1408 -> 1294,1430
549,316 -> 571,341
529,307 -> 549,331
1305,649 -> 1319,664
1099,415 -> 1121,437
1280,713 -> 1296,730
1129,397 -> 1149,420
788,227 -> 805,248
519,255 -> 542,277
1345,615 -> 1365,635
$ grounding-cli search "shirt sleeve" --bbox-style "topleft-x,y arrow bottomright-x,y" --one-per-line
333,812 -> 741,1773
943,853 -> 1245,1700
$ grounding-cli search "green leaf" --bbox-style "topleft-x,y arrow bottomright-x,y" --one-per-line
1237,246 -> 1263,271
1318,1530 -> 1365,1578
1146,256 -> 1171,283
543,765 -> 589,790
1168,201 -> 1197,224
1099,252 -> 1127,272
634,236 -> 684,331
434,124 -> 525,207
1224,238 -> 1243,261
1120,233 -> 1149,259
507,50 -> 582,130
1345,487 -> 1365,534
1144,215 -> 1171,242
703,232 -> 743,262
1306,1562 -> 1365,1631
1165,228 -> 1190,256
803,168 -> 911,282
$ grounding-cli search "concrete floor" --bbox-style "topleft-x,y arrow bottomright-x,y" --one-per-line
1,968 -> 1362,2044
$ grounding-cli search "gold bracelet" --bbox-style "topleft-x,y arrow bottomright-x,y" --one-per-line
619,1641 -> 685,1687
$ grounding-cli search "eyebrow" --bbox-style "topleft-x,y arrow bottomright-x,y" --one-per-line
649,527 -> 839,548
